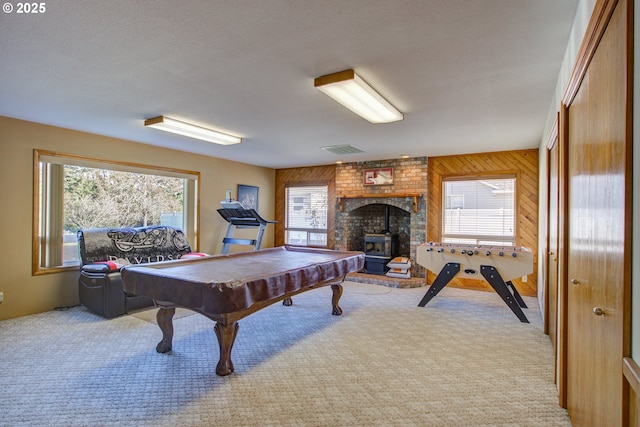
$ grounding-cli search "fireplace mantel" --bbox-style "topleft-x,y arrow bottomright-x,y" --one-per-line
337,193 -> 423,213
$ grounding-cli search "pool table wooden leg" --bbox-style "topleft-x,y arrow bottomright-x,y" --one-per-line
331,284 -> 343,315
214,321 -> 239,376
155,306 -> 175,353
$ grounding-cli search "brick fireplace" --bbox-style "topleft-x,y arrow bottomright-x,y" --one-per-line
334,158 -> 428,285
335,196 -> 426,279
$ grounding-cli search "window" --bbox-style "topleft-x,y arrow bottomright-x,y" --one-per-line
442,177 -> 515,245
285,185 -> 328,247
33,150 -> 200,274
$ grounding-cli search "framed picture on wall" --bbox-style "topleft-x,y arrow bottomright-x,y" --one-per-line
364,168 -> 393,186
237,184 -> 259,210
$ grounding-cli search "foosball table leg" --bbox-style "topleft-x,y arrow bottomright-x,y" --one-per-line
480,266 -> 529,323
506,281 -> 528,308
418,262 -> 460,307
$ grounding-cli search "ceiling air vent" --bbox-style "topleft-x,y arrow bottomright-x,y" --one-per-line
321,144 -> 365,155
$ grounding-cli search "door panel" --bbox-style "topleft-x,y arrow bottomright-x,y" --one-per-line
565,0 -> 629,425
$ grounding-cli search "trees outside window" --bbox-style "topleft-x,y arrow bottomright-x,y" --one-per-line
63,166 -> 184,231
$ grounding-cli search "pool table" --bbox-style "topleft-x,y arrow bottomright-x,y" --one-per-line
121,246 -> 364,375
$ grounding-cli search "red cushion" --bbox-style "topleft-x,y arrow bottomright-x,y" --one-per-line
94,261 -> 120,271
180,252 -> 208,259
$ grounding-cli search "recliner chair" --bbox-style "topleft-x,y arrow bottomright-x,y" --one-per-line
77,225 -> 196,318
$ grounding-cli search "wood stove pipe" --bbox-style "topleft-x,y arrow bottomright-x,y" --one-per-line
382,204 -> 390,234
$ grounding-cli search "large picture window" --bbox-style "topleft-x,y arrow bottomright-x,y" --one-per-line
284,185 -> 328,247
442,176 -> 515,245
33,150 -> 200,274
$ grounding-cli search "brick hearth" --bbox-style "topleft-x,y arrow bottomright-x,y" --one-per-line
346,271 -> 425,289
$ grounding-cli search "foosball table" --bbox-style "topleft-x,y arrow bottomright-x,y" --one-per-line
416,242 -> 533,322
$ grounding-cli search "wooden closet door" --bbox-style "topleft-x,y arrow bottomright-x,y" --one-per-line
565,0 -> 630,424
546,129 -> 559,377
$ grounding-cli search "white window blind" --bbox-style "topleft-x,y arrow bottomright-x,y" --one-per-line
285,185 -> 328,247
442,177 -> 515,245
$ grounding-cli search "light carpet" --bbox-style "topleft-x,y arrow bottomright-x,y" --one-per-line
0,282 -> 571,426
130,307 -> 195,324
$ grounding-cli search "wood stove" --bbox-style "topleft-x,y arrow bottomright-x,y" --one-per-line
364,232 -> 398,275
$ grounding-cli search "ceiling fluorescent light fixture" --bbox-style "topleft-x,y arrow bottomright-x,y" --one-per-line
144,116 -> 241,145
314,69 -> 403,124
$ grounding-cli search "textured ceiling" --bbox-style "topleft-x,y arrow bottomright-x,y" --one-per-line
0,0 -> 580,168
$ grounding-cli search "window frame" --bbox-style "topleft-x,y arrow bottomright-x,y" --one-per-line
441,173 -> 517,246
32,149 -> 201,275
284,183 -> 329,248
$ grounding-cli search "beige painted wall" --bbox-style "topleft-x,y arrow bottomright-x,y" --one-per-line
0,116 -> 275,320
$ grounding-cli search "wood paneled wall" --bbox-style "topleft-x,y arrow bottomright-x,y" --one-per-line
274,165 -> 336,248
427,149 -> 539,296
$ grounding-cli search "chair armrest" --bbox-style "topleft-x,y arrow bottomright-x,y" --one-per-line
82,262 -> 121,273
